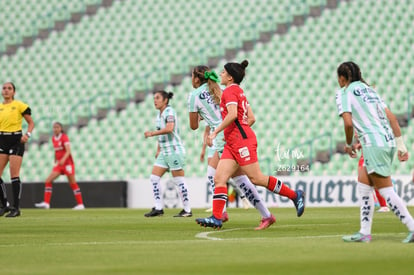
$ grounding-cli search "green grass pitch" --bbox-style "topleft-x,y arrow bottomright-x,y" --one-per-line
1,207 -> 413,274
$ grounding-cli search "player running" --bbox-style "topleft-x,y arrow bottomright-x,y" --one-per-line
188,65 -> 275,230
195,60 -> 305,229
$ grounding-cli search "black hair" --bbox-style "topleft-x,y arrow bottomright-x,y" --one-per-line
337,61 -> 369,85
154,90 -> 174,104
224,60 -> 249,84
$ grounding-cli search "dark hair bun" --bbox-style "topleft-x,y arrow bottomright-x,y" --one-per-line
241,60 -> 249,69
168,92 -> 174,99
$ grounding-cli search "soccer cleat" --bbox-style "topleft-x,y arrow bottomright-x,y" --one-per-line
195,215 -> 222,229
35,201 -> 50,209
255,214 -> 276,230
72,204 -> 85,210
402,232 -> 414,243
5,208 -> 21,218
144,207 -> 164,217
174,209 -> 192,217
293,190 -> 305,217
241,197 -> 251,209
222,211 -> 229,223
0,206 -> 10,216
377,207 -> 390,213
342,232 -> 371,243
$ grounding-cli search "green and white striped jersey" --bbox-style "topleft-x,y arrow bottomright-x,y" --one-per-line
336,81 -> 395,148
187,83 -> 222,130
156,105 -> 185,154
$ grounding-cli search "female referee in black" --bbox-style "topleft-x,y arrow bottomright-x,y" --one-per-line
0,82 -> 34,217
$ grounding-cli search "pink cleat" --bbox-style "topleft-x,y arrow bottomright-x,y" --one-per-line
222,211 -> 229,223
255,214 -> 276,230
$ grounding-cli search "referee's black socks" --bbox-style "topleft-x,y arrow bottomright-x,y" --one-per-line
11,177 -> 21,209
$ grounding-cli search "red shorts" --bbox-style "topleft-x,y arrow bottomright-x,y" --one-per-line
221,137 -> 258,166
53,163 -> 75,176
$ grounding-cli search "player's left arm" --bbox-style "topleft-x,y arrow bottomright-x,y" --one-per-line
21,112 -> 35,143
385,107 -> 408,161
247,105 -> 256,126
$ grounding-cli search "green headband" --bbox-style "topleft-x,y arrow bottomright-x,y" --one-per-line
204,71 -> 219,83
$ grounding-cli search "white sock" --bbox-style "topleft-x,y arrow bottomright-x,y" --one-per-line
228,178 -> 245,198
358,183 -> 374,235
207,166 -> 216,194
379,186 -> 414,232
233,175 -> 271,218
207,166 -> 227,212
174,176 -> 191,213
150,174 -> 163,210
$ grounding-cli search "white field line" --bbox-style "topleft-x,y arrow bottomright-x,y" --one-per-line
0,230 -> 406,247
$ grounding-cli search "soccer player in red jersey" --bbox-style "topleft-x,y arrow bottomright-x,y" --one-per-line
35,122 -> 84,210
195,60 -> 305,229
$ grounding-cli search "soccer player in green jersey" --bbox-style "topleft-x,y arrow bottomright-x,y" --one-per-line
144,91 -> 192,218
336,61 -> 414,243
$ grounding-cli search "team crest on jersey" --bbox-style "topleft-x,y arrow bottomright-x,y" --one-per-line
239,146 -> 250,161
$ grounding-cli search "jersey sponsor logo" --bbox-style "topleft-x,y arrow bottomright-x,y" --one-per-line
199,91 -> 215,105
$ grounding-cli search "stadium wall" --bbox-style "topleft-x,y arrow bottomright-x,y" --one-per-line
128,176 -> 414,208
5,181 -> 127,208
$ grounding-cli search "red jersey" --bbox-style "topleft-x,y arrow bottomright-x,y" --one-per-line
52,133 -> 74,165
220,84 -> 256,143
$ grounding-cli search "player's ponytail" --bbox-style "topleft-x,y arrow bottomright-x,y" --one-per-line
193,66 -> 222,104
204,70 -> 222,105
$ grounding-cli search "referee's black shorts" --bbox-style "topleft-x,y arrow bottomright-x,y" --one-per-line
0,131 -> 25,157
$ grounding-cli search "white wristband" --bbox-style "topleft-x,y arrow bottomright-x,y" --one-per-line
26,132 -> 31,138
395,136 -> 407,154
